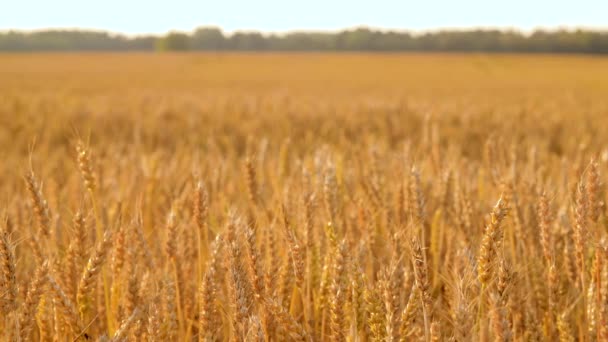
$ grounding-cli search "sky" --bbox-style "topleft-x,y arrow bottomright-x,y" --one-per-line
1,0 -> 606,35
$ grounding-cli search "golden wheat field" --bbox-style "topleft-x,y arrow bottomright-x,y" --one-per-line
1,53 -> 608,341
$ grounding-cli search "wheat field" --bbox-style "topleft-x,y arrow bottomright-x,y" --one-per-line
1,53 -> 608,341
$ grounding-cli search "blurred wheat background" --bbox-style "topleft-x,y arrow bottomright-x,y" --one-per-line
1,53 -> 608,341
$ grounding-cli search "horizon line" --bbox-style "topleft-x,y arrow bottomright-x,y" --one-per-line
2,24 -> 608,38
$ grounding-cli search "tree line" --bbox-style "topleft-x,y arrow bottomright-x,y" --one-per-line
1,27 -> 608,53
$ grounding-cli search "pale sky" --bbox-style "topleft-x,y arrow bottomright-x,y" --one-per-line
1,0 -> 606,35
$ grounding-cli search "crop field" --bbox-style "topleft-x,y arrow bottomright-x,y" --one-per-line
1,53 -> 608,341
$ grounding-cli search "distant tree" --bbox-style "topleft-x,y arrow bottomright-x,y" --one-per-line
191,27 -> 225,50
335,28 -> 378,50
156,32 -> 190,51
227,32 -> 267,50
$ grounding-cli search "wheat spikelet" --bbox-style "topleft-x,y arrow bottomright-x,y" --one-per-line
410,236 -> 432,341
409,167 -> 425,225
24,171 -> 51,237
124,267 -> 139,318
573,183 -> 588,290
165,211 -> 178,261
323,163 -> 338,225
68,211 -> 88,290
110,307 -> 140,341
37,294 -> 53,341
245,156 -> 260,206
19,261 -> 49,340
490,292 -> 511,342
76,141 -> 96,193
329,240 -> 348,341
226,220 -> 253,340
477,197 -> 509,287
199,236 -> 221,341
398,284 -> 420,341
111,225 -> 126,276
264,298 -> 310,342
244,220 -> 265,301
0,226 -> 17,314
557,312 -> 575,342
194,180 -> 210,253
380,258 -> 402,342
147,299 -> 164,341
244,315 -> 266,342
350,269 -> 366,336
48,275 -> 83,336
429,319 -> 441,342
450,269 -> 473,342
538,192 -> 553,266
77,230 -> 112,322
587,159 -> 600,223
163,276 -> 178,341
282,203 -> 305,288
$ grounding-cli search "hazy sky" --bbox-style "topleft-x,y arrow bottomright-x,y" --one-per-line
1,0 -> 606,34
